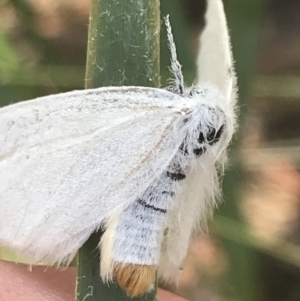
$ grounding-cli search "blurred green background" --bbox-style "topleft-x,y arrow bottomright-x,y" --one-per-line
1,0 -> 300,300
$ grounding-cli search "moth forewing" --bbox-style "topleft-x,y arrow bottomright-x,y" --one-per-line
0,88 -> 191,264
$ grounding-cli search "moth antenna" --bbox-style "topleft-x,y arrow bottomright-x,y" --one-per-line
197,0 -> 237,104
164,15 -> 185,95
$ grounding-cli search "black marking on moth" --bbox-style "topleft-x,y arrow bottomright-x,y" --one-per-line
180,125 -> 224,158
179,142 -> 189,155
134,108 -> 225,217
193,124 -> 224,157
207,125 -> 224,145
137,199 -> 167,214
166,171 -> 186,181
162,190 -> 175,197
193,147 -> 206,157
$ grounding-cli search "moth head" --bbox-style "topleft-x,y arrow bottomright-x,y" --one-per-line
187,83 -> 228,112
188,87 -> 208,98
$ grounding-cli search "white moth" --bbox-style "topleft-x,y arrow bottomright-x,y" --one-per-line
0,0 -> 237,297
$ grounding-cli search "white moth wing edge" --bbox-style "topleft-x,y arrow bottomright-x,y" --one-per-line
0,87 -> 193,265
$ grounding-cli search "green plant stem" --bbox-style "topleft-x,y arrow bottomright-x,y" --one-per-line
76,0 -> 160,300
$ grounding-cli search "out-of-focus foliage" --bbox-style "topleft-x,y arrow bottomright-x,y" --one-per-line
0,31 -> 19,82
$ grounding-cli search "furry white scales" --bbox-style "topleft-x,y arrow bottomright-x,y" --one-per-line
0,0 -> 237,297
